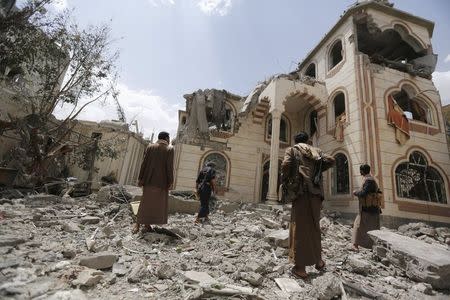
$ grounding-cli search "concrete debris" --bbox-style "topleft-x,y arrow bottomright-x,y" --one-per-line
61,221 -> 80,233
157,263 -> 176,279
42,289 -> 88,300
1,188 -> 450,299
72,269 -> 104,287
274,277 -> 303,293
183,271 -> 217,287
78,252 -> 117,270
347,254 -> 372,275
80,216 -> 101,225
240,271 -> 264,286
0,235 -> 27,247
369,230 -> 450,289
265,229 -> 289,248
127,264 -> 148,283
311,273 -> 342,300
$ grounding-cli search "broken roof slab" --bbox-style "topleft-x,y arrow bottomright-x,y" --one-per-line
258,77 -> 327,113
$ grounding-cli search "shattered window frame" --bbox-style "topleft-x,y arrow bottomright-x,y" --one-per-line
395,151 -> 447,204
392,89 -> 433,125
331,152 -> 350,195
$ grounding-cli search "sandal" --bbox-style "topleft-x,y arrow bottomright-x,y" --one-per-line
290,267 -> 308,279
315,260 -> 326,271
350,244 -> 359,252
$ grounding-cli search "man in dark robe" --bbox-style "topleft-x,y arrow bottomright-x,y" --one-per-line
352,164 -> 381,250
133,131 -> 174,234
281,132 -> 335,279
195,162 -> 216,223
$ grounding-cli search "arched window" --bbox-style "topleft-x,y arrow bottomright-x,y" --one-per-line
305,63 -> 316,78
267,114 -> 289,143
333,92 -> 346,120
329,40 -> 343,70
202,152 -> 228,189
332,153 -> 349,195
395,151 -> 447,203
392,89 -> 432,124
309,110 -> 318,137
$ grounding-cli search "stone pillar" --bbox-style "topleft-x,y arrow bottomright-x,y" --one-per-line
266,109 -> 282,204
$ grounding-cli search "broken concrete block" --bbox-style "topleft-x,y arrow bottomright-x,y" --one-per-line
265,229 -> 289,248
347,254 -> 371,275
168,195 -> 199,215
274,278 -> 303,293
418,227 -> 437,237
240,272 -> 263,287
79,252 -> 117,270
127,264 -> 147,283
261,217 -> 281,229
0,235 -> 26,247
61,221 -> 80,233
72,269 -> 104,287
0,260 -> 20,270
311,273 -> 342,300
368,230 -> 450,289
80,216 -> 100,225
157,263 -> 176,279
112,263 -> 128,277
183,271 -> 217,287
412,282 -> 433,295
218,201 -> 240,213
45,289 -> 88,300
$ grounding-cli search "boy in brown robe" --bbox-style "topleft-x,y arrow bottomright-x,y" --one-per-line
133,131 -> 174,234
281,132 -> 335,279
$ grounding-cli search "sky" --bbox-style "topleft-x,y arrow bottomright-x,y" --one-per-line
46,0 -> 450,138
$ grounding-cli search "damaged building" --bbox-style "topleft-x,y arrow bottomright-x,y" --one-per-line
174,0 -> 450,225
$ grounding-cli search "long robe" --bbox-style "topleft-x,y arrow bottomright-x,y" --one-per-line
136,139 -> 174,225
289,193 -> 323,266
282,143 -> 335,267
351,175 -> 381,248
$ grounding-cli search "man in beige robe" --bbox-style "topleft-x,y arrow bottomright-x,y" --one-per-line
133,131 -> 174,234
281,132 -> 334,279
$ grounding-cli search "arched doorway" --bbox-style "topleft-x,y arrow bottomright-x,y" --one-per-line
261,159 -> 282,202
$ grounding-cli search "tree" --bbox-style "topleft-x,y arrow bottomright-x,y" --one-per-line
0,0 -> 120,186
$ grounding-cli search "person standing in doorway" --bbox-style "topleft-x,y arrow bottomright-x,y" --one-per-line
133,131 -> 174,234
281,131 -> 335,279
195,162 -> 216,224
351,164 -> 381,250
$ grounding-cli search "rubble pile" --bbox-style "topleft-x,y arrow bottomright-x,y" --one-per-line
0,190 -> 449,299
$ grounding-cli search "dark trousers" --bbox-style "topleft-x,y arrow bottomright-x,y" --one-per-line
198,185 -> 211,218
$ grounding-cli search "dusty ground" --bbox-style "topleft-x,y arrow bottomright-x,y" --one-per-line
0,191 -> 449,299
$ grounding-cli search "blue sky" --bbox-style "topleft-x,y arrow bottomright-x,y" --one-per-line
48,0 -> 450,137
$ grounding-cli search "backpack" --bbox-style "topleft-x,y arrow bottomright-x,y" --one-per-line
281,147 -> 302,202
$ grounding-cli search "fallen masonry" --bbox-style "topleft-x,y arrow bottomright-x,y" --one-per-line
368,230 -> 450,289
0,190 -> 449,299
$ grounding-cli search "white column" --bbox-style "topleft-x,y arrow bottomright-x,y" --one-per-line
266,109 -> 282,204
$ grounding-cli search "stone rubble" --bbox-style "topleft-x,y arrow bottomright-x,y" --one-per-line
0,190 -> 449,299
